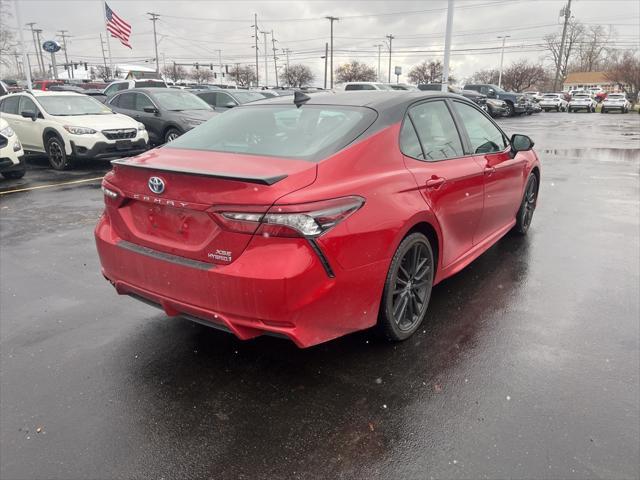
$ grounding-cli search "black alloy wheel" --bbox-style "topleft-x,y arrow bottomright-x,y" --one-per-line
514,174 -> 538,234
46,136 -> 71,170
379,233 -> 434,341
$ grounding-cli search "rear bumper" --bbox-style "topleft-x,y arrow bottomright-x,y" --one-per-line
71,139 -> 148,160
95,213 -> 387,347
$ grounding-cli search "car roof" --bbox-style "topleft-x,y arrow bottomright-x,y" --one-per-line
251,90 -> 452,107
24,90 -> 85,97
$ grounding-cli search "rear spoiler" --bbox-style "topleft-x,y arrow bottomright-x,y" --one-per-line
111,159 -> 287,186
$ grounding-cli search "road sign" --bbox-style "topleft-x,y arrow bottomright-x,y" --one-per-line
42,40 -> 61,53
394,66 -> 402,76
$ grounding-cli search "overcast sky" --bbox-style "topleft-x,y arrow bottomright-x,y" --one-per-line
4,0 -> 640,85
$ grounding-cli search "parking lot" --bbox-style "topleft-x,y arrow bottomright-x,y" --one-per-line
1,111 -> 639,479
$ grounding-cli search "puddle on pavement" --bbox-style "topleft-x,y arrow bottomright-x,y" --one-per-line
541,148 -> 640,162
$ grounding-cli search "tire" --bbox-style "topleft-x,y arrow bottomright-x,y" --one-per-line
601,108 -> 606,114
46,135 -> 72,170
505,102 -> 515,117
514,174 -> 538,235
2,169 -> 25,179
556,106 -> 560,112
164,128 -> 181,143
378,232 -> 434,341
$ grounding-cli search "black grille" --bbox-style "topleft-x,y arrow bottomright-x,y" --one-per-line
102,128 -> 136,140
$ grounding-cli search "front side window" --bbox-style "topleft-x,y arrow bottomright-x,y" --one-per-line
37,95 -> 113,116
165,105 -> 376,162
0,96 -> 20,114
454,101 -> 507,154
134,93 -> 155,111
407,101 -> 463,161
113,93 -> 135,110
152,90 -> 212,111
215,92 -> 235,107
19,96 -> 39,115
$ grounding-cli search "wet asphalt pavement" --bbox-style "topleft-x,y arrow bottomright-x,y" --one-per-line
1,112 -> 639,480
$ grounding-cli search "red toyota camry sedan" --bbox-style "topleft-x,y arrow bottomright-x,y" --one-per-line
95,91 -> 540,347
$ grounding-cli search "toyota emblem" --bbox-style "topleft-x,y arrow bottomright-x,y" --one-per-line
148,176 -> 165,194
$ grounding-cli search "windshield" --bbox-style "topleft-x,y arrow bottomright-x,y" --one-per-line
574,94 -> 590,98
165,105 -> 377,162
152,90 -> 212,111
543,94 -> 559,98
37,95 -> 113,116
608,94 -> 625,99
232,91 -> 267,104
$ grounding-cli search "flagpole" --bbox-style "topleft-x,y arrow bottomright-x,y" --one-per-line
102,1 -> 114,78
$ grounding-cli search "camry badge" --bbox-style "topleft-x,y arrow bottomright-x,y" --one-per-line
148,176 -> 165,194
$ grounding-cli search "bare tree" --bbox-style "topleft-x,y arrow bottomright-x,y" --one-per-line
228,65 -> 256,87
605,50 -> 640,102
574,25 -> 612,72
162,64 -> 187,83
471,68 -> 500,85
408,60 -> 446,84
501,59 -> 549,92
335,60 -> 377,83
282,64 -> 314,87
0,0 -> 17,72
189,67 -> 213,84
544,19 -> 584,82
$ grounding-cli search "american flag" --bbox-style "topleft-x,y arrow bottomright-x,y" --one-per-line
105,3 -> 132,49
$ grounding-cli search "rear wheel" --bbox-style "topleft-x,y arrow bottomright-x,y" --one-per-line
46,135 -> 72,170
514,174 -> 538,235
505,102 -> 515,117
378,233 -> 434,341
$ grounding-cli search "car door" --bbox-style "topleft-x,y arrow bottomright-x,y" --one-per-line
132,93 -> 164,143
401,99 -> 485,267
15,96 -> 45,150
452,100 -> 526,241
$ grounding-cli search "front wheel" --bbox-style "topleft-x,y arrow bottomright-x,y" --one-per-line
46,136 -> 72,170
378,233 -> 434,341
164,128 -> 181,143
514,174 -> 538,235
505,103 -> 515,117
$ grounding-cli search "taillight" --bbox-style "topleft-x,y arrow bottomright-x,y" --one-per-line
101,181 -> 125,207
213,196 -> 365,238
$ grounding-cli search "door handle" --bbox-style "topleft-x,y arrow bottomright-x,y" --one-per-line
425,177 -> 446,189
484,166 -> 496,175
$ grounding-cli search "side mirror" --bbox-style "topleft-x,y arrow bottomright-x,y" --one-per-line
511,134 -> 534,153
223,101 -> 237,108
487,89 -> 496,98
21,110 -> 37,121
143,106 -> 159,114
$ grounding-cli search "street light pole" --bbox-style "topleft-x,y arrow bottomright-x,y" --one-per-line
322,42 -> 328,89
326,16 -> 338,88
497,35 -> 510,88
374,44 -> 382,82
260,31 -> 269,86
147,12 -> 160,74
441,0 -> 455,92
252,14 -> 259,87
386,34 -> 394,82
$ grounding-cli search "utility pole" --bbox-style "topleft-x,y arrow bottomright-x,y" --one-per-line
58,30 -> 72,78
147,12 -> 160,74
441,0 -> 455,92
386,34 -> 394,82
497,35 -> 510,88
12,52 -> 22,76
271,30 -> 279,88
326,16 -> 338,88
99,34 -> 109,77
260,31 -> 269,86
26,23 -> 42,75
34,28 -> 46,78
553,0 -> 572,92
15,1 -> 32,88
252,14 -> 259,87
217,49 -> 223,82
374,44 -> 382,81
282,48 -> 291,71
322,43 -> 328,89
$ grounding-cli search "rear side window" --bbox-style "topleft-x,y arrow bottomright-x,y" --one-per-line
197,92 -> 216,106
0,96 -> 20,114
407,101 -> 463,161
165,105 -> 377,162
454,101 -> 507,154
399,119 -> 424,159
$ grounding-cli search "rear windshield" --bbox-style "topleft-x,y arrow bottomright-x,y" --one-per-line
608,94 -> 625,98
134,80 -> 165,88
232,91 -> 266,103
165,104 -> 377,162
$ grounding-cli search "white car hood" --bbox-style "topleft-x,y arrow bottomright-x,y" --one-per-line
53,113 -> 138,130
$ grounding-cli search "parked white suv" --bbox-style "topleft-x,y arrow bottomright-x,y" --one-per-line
0,91 -> 149,170
601,93 -> 631,114
0,117 -> 26,179
539,93 -> 568,112
341,82 -> 394,91
568,93 -> 597,113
